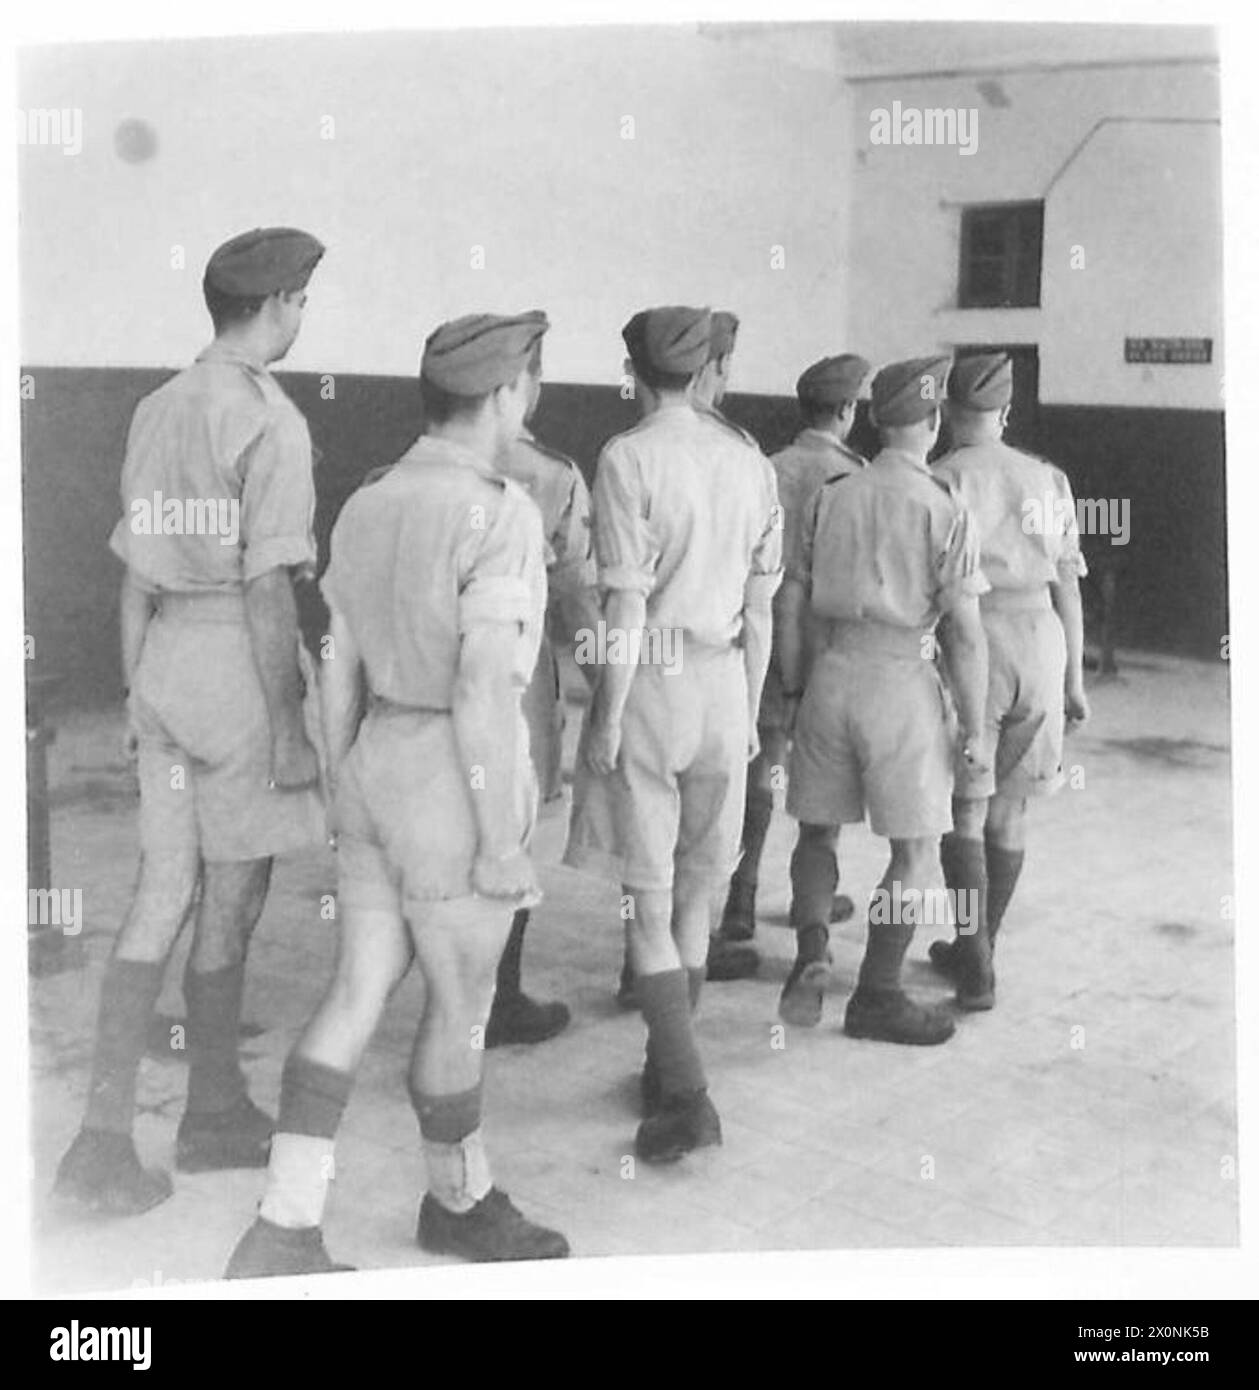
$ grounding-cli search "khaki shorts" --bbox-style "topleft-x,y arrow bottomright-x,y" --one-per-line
787,633 -> 955,840
955,604 -> 1067,801
334,703 -> 537,912
565,646 -> 748,891
133,597 -> 324,863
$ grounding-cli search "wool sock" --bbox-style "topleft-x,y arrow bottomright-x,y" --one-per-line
788,827 -> 838,929
259,1054 -> 354,1229
83,958 -> 166,1135
855,895 -> 916,996
184,961 -> 249,1116
637,969 -> 706,1099
985,843 -> 1025,947
409,1083 -> 490,1215
734,786 -> 774,888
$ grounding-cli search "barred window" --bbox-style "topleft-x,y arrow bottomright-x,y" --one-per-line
958,202 -> 1044,309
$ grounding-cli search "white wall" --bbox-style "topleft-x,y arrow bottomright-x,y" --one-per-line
847,60 -> 1222,408
19,26 -> 852,394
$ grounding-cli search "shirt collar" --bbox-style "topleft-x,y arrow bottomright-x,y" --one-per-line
872,445 -> 932,476
405,433 -> 503,483
195,340 -> 269,373
798,427 -> 863,462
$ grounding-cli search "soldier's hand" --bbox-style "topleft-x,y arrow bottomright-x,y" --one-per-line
122,710 -> 141,765
1065,685 -> 1091,730
586,717 -> 622,775
747,720 -> 761,763
270,727 -> 321,791
473,849 -> 541,905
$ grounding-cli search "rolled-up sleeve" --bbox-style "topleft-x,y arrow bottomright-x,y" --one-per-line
745,461 -> 784,611
239,412 -> 317,582
458,494 -> 543,634
592,443 -> 656,596
935,501 -> 991,612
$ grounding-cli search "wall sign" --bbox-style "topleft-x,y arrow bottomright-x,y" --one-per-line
1125,337 -> 1212,364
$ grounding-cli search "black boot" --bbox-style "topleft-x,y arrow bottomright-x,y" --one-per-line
417,1188 -> 570,1262
176,1095 -> 274,1172
634,1089 -> 722,1164
844,989 -> 956,1045
706,935 -> 759,982
778,924 -> 832,1028
486,911 -> 571,1047
225,1216 -> 354,1279
53,1128 -> 173,1217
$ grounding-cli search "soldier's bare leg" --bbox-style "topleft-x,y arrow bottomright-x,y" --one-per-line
411,898 -> 568,1261
844,836 -> 956,1045
226,904 -> 412,1278
780,821 -> 841,1027
53,849 -> 200,1215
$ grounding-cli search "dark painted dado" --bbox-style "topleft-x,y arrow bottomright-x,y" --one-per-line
21,367 -> 1228,710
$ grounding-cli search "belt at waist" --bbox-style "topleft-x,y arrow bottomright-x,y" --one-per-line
981,586 -> 1052,614
367,691 -> 452,717
156,591 -> 246,623
821,619 -> 932,660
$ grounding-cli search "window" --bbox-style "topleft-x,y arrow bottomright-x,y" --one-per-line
958,202 -> 1044,309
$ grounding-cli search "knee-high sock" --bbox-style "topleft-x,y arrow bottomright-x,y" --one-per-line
184,961 -> 249,1116
638,969 -> 706,1099
732,786 -> 774,889
984,842 -> 1025,946
494,909 -> 530,1003
259,1055 -> 353,1229
855,898 -> 915,996
83,959 -> 166,1135
940,833 -> 988,945
409,1082 -> 490,1215
788,830 -> 838,930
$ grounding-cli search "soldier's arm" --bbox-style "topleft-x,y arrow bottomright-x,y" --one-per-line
938,595 -> 988,752
319,604 -> 364,795
549,470 -> 603,687
1050,575 -> 1089,723
244,568 -> 319,789
742,464 -> 783,729
774,578 -> 809,696
119,571 -> 155,693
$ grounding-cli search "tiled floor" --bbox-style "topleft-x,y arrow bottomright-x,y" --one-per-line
29,651 -> 1237,1292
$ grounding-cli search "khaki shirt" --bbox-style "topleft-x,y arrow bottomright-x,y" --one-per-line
321,435 -> 546,708
592,400 -> 783,646
108,341 -> 316,592
499,429 -> 597,616
795,446 -> 988,629
773,428 -> 866,576
933,441 -> 1088,593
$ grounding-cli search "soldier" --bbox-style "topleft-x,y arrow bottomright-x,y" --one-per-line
566,306 -> 782,1162
928,353 -> 1090,1007
226,313 -> 569,1276
489,376 -> 603,1046
776,356 -> 990,1042
53,228 -> 327,1215
716,355 -> 871,971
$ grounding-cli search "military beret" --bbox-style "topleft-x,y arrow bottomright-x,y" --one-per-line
797,354 -> 871,408
421,311 -> 550,396
623,306 -> 713,377
708,310 -> 740,362
948,352 -> 1013,410
204,227 -> 325,297
870,355 -> 952,427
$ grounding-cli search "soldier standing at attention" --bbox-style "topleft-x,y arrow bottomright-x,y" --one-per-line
566,306 -> 782,1162
226,313 -> 569,1275
716,354 -> 871,970
776,357 -> 991,1042
928,353 -> 1090,1008
489,366 -> 602,1046
54,228 -> 327,1215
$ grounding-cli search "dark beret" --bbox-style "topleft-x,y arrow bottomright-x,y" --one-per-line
870,355 -> 952,427
708,310 -> 740,362
948,352 -> 1013,410
204,227 -> 325,297
421,311 -> 550,396
623,306 -> 713,377
796,354 -> 871,408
